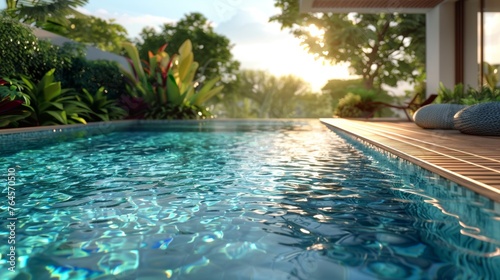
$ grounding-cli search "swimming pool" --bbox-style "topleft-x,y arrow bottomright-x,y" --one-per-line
1,120 -> 498,279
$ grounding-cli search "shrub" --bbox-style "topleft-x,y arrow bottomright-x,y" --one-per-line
58,57 -> 127,100
0,79 -> 32,128
76,87 -> 127,122
335,93 -> 363,117
438,83 -> 500,105
334,88 -> 396,118
0,18 -> 39,78
21,69 -> 90,126
0,97 -> 31,128
29,41 -> 85,82
122,40 -> 223,119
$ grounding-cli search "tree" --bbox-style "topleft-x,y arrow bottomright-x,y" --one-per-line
270,0 -> 426,90
62,16 -> 129,54
236,70 -> 310,118
3,0 -> 88,27
216,70 -> 333,118
2,1 -> 129,54
292,93 -> 333,118
135,12 -> 240,88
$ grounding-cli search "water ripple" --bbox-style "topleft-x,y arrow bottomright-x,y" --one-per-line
0,120 -> 498,279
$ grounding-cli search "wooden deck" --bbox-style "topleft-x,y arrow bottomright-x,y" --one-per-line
320,118 -> 500,202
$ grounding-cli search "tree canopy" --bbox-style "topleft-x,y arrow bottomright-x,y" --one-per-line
2,0 -> 129,54
62,16 -> 129,54
270,0 -> 426,90
3,0 -> 88,27
218,70 -> 333,118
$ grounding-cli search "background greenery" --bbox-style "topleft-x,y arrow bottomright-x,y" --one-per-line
2,0 -> 468,127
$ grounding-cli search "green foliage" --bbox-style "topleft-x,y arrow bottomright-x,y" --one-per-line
21,69 -> 89,126
135,12 -> 240,95
271,1 -> 426,90
234,70 -> 310,118
321,79 -> 364,107
292,93 -> 333,118
0,79 -> 31,127
437,82 -> 500,105
122,39 -> 224,119
483,62 -> 499,89
58,56 -> 126,100
461,87 -> 500,105
76,87 -> 127,122
4,0 -> 89,29
217,70 -> 330,118
334,89 -> 393,118
0,97 -> 31,128
437,83 -> 465,104
0,17 -> 86,82
0,17 -> 39,78
29,40 -> 85,82
335,93 -> 363,118
0,77 -> 30,104
58,16 -> 129,54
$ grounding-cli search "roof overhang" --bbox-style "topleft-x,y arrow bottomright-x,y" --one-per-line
300,0 -> 453,14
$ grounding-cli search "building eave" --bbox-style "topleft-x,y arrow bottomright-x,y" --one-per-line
300,0 -> 454,14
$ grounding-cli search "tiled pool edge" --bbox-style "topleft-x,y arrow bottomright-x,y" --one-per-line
0,121 -> 137,155
320,118 -> 500,204
0,119 -> 298,154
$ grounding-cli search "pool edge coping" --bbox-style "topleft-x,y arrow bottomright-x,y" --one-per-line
320,118 -> 500,203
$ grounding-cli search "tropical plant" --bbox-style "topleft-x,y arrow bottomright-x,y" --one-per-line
437,83 -> 465,104
437,83 -> 500,105
461,87 -> 500,105
483,62 -> 499,89
3,0 -> 89,30
0,77 -> 30,103
0,97 -> 31,128
76,87 -> 127,122
0,79 -> 31,128
21,69 -> 89,126
121,39 -> 224,119
135,12 -> 240,87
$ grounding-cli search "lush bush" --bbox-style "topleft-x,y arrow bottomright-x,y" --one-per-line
335,93 -> 364,117
20,69 -> 90,126
0,17 -> 39,78
29,41 -> 86,82
76,87 -> 127,122
0,96 -> 31,128
0,78 -> 33,127
122,40 -> 223,119
58,56 -> 126,100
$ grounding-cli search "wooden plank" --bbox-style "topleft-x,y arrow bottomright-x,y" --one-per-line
321,118 -> 500,202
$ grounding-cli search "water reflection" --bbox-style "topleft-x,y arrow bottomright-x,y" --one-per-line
0,120 -> 498,279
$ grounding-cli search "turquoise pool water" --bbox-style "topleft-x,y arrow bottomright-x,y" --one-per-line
0,120 -> 499,279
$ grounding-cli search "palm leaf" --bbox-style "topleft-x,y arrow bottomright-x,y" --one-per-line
11,0 -> 89,26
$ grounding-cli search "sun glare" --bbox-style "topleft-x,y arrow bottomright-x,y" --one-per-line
306,24 -> 325,38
